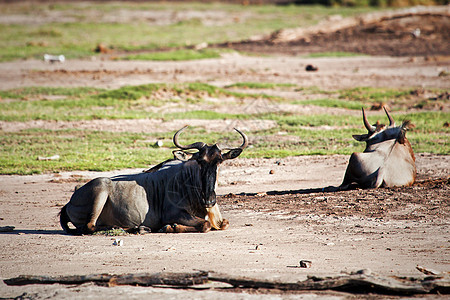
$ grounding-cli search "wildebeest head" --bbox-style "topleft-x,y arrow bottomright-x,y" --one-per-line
172,126 -> 248,208
331,106 -> 417,190
352,106 -> 414,151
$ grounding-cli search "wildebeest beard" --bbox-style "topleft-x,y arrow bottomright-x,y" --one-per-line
200,163 -> 218,208
164,160 -> 217,215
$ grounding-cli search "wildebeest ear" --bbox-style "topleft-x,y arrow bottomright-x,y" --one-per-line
173,150 -> 193,161
223,148 -> 243,160
352,134 -> 369,141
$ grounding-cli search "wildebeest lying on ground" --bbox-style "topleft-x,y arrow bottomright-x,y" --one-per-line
60,126 -> 248,235
329,107 -> 416,191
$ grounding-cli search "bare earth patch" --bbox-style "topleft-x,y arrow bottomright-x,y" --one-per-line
1,55 -> 449,92
0,118 -> 278,133
0,154 -> 448,298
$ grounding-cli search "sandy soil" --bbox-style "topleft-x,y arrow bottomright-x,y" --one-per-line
0,154 -> 449,299
0,5 -> 449,299
1,55 -> 449,92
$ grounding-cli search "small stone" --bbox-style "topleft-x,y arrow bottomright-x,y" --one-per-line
416,265 -> 440,275
269,169 -> 275,174
37,155 -> 60,161
305,64 -> 318,72
353,269 -> 372,275
299,260 -> 312,268
113,238 -> 123,246
94,43 -> 110,53
194,42 -> 208,50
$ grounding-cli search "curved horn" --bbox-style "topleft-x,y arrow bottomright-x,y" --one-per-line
383,106 -> 394,126
362,108 -> 376,133
234,128 -> 248,150
173,126 -> 206,150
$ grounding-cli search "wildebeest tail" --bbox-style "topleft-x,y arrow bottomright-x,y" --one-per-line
59,205 -> 81,235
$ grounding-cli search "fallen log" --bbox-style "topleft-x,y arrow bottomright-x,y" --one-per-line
209,271 -> 450,295
3,273 -> 113,286
3,272 -> 208,287
3,271 -> 449,295
108,272 -> 208,287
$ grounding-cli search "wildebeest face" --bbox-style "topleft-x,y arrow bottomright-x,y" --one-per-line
352,107 -> 413,147
173,126 -> 248,208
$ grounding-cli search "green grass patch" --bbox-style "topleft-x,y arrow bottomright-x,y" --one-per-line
0,3 -> 381,62
336,87 -> 450,111
292,98 -> 365,110
0,127 -> 255,175
226,82 -> 298,89
1,83 -> 448,174
0,110 -> 447,174
0,83 -> 281,122
338,87 -> 412,105
262,113 -> 360,128
0,86 -> 105,100
93,228 -> 129,236
164,110 -> 249,121
0,129 -> 173,175
121,49 -> 221,61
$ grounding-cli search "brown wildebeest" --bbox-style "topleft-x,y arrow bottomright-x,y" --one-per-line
60,126 -> 248,235
336,107 -> 416,190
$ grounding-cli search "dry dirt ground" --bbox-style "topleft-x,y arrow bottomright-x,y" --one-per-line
0,6 -> 449,299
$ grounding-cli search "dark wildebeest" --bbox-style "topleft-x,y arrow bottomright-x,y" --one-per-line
60,126 -> 248,234
336,106 -> 416,190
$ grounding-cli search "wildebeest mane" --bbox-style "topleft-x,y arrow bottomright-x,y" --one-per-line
164,160 -> 206,214
143,158 -> 177,173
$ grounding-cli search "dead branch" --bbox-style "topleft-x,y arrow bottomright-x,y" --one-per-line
3,271 -> 449,295
108,272 -> 208,287
209,272 -> 450,295
4,272 -> 208,287
3,274 -> 113,286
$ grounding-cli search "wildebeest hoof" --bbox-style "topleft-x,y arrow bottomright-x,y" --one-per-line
322,186 -> 339,192
202,221 -> 211,233
159,225 -> 173,233
160,224 -> 180,233
220,219 -> 229,230
86,222 -> 96,233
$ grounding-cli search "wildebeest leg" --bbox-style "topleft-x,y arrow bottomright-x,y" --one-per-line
127,225 -> 152,235
341,167 -> 381,190
206,204 -> 229,230
339,169 -> 356,191
340,153 -> 383,190
161,213 -> 211,233
161,223 -> 210,233
339,153 -> 362,190
86,191 -> 109,233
